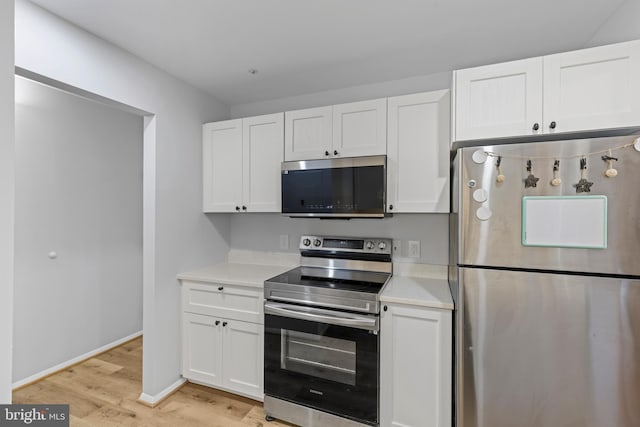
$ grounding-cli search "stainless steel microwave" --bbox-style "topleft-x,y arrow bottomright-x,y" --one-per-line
281,155 -> 386,218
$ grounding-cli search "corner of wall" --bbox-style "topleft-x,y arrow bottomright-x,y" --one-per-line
585,0 -> 640,47
0,0 -> 15,404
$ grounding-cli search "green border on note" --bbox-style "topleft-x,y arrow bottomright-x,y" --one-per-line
522,195 -> 608,249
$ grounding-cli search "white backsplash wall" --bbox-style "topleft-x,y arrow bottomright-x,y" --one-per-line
229,213 -> 449,266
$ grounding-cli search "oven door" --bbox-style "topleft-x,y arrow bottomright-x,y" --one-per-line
264,302 -> 379,425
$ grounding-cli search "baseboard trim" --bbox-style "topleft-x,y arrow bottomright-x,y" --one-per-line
12,330 -> 143,391
137,378 -> 187,408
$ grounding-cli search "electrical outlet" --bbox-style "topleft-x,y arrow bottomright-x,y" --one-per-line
279,234 -> 289,250
408,240 -> 421,258
393,240 -> 402,257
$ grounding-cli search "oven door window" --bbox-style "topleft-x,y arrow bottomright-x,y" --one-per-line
265,313 -> 378,425
282,329 -> 356,386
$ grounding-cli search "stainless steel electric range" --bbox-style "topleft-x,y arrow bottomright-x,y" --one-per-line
263,235 -> 392,427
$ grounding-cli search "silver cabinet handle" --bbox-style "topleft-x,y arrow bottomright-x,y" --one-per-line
264,302 -> 378,331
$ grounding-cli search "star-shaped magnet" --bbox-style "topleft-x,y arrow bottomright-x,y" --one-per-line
524,174 -> 540,188
574,178 -> 594,193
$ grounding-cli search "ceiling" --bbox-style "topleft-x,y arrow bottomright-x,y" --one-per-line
29,0 -> 625,106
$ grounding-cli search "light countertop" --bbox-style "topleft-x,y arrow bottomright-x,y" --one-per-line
177,262 -> 294,288
381,275 -> 454,310
177,254 -> 454,309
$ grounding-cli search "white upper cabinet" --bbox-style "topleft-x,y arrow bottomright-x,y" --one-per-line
203,120 -> 243,212
387,90 -> 450,213
543,40 -> 640,134
285,99 -> 388,161
332,98 -> 387,158
453,58 -> 543,141
242,113 -> 284,212
284,106 -> 333,161
203,113 -> 283,213
453,40 -> 640,141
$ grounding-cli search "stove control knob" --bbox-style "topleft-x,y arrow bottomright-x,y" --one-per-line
302,238 -> 311,247
313,239 -> 322,247
366,241 -> 374,250
378,242 -> 387,250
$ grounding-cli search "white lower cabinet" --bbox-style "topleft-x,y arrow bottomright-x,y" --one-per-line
380,303 -> 452,427
222,319 -> 263,398
181,281 -> 264,401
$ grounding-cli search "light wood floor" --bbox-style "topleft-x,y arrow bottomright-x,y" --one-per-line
13,336 -> 294,427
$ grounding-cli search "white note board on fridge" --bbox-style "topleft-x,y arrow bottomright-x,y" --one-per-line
522,196 -> 607,249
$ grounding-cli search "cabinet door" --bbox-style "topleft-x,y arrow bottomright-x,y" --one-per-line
332,98 -> 387,157
543,40 -> 640,134
387,90 -> 450,213
284,106 -> 333,161
203,120 -> 243,212
454,57 -> 543,141
380,304 -> 452,427
242,113 -> 284,212
222,320 -> 264,400
182,313 -> 222,386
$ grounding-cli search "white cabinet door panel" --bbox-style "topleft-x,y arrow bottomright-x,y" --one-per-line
543,40 -> 640,134
182,313 -> 222,386
387,90 -> 450,213
203,120 -> 242,212
284,106 -> 332,161
333,98 -> 387,157
223,320 -> 263,400
242,113 -> 283,212
454,57 -> 543,140
381,304 -> 452,427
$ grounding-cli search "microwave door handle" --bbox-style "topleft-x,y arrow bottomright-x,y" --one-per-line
264,303 -> 378,331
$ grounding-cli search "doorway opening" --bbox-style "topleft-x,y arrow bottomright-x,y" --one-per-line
11,72 -> 153,400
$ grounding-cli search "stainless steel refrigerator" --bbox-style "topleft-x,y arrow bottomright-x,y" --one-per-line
450,134 -> 640,427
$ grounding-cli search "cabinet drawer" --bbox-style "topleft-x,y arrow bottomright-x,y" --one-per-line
182,281 -> 263,324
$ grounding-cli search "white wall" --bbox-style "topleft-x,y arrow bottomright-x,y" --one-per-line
0,0 -> 15,404
230,214 -> 449,265
230,72 -> 450,118
14,0 -> 230,398
586,0 -> 640,47
13,77 -> 143,383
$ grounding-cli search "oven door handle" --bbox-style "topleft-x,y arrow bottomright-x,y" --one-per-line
264,302 -> 379,331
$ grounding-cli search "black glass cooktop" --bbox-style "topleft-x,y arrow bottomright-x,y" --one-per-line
266,266 -> 390,294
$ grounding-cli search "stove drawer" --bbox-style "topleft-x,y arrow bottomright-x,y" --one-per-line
181,281 -> 263,324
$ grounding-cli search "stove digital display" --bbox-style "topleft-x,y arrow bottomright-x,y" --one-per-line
322,238 -> 364,250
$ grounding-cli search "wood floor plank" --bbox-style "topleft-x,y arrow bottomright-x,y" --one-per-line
14,380 -> 104,418
81,358 -> 124,375
13,336 -> 297,426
